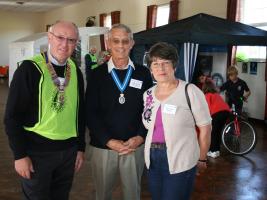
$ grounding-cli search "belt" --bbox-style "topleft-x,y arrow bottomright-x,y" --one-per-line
150,143 -> 166,149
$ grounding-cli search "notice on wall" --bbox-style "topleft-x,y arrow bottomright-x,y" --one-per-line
250,62 -> 257,75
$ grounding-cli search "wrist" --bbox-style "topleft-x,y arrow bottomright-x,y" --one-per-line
199,155 -> 207,161
198,159 -> 208,163
134,136 -> 144,146
136,135 -> 144,142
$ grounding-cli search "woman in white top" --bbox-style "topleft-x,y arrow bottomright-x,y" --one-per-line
142,42 -> 212,200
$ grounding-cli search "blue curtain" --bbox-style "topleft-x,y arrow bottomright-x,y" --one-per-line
177,43 -> 199,82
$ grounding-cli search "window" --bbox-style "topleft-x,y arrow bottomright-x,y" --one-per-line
156,4 -> 170,27
237,0 -> 267,61
104,13 -> 112,28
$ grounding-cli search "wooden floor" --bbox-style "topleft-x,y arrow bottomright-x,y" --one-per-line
1,79 -> 267,200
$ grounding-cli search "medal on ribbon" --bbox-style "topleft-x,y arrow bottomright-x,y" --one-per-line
43,52 -> 71,112
111,66 -> 133,104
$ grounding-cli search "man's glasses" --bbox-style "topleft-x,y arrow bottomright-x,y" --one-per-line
49,32 -> 77,45
110,38 -> 131,45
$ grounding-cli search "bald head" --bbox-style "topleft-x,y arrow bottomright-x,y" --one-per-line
47,20 -> 79,64
49,20 -> 79,39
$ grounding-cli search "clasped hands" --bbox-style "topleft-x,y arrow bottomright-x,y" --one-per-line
106,136 -> 144,155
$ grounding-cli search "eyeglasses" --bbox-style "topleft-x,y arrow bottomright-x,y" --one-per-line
151,61 -> 173,69
110,38 -> 131,45
49,32 -> 77,45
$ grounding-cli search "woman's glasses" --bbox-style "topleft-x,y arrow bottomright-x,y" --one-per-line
151,61 -> 173,69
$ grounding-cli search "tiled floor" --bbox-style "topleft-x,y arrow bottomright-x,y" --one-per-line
1,79 -> 267,200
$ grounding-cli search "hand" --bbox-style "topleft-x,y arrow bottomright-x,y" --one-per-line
75,151 -> 85,173
196,161 -> 207,176
243,96 -> 248,102
120,136 -> 144,155
118,147 -> 136,156
15,157 -> 34,179
123,136 -> 144,150
106,139 -> 129,153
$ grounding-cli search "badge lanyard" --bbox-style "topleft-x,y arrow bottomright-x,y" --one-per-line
111,66 -> 133,104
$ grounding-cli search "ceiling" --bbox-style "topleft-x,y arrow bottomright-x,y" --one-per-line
0,0 -> 84,12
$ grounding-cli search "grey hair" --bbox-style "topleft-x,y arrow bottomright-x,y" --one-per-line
90,45 -> 97,50
49,20 -> 79,38
106,23 -> 133,40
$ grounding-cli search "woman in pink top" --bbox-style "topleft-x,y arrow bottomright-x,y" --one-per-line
142,42 -> 212,200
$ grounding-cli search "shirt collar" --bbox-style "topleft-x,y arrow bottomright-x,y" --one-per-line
107,57 -> 135,73
47,48 -> 67,66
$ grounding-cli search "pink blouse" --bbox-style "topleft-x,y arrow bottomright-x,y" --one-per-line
152,106 -> 165,143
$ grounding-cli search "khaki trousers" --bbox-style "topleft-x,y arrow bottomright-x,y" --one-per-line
90,145 -> 144,200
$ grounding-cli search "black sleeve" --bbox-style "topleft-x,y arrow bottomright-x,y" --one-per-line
4,61 -> 40,160
85,54 -> 97,83
86,69 -> 112,147
220,81 -> 228,91
85,54 -> 92,69
137,67 -> 153,139
243,80 -> 250,92
85,54 -> 97,69
76,68 -> 86,152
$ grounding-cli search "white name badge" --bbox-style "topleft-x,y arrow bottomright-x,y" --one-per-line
163,104 -> 177,115
129,79 -> 143,89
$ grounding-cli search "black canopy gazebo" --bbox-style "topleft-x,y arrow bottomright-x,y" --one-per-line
131,13 -> 267,81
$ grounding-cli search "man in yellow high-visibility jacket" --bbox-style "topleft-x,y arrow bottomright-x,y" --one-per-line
85,46 -> 98,82
4,21 -> 85,200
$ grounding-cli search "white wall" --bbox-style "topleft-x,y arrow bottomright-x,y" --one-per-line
0,11 -> 43,66
43,0 -> 228,33
236,62 -> 266,120
179,0 -> 227,19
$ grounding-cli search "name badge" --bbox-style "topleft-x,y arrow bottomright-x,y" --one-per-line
129,79 -> 143,89
163,104 -> 177,115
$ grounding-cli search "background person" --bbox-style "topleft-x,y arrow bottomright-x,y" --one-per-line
220,66 -> 250,114
203,81 -> 231,158
4,21 -> 85,200
86,24 -> 153,200
142,42 -> 212,200
85,46 -> 98,82
97,50 -> 111,65
194,70 -> 214,90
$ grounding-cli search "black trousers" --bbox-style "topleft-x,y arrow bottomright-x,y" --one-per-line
210,111 -> 230,152
21,146 -> 77,200
227,100 -> 243,115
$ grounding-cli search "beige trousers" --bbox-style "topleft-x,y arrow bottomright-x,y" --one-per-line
90,145 -> 144,200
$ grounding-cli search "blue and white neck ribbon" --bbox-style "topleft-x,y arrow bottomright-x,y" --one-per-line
111,66 -> 133,94
111,66 -> 133,104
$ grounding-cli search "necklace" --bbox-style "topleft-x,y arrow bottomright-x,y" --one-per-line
45,53 -> 71,106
